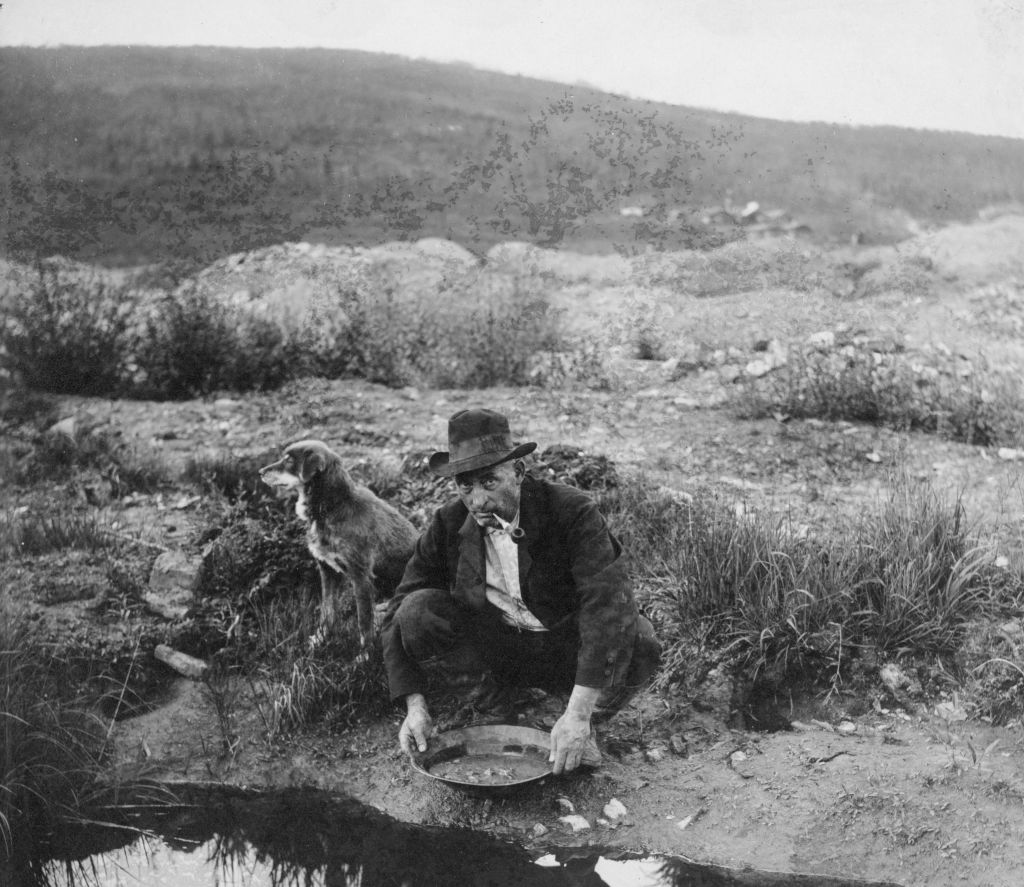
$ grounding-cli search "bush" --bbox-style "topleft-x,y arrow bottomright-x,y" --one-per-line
329,272 -> 562,388
736,339 -> 1024,446
633,239 -> 843,297
0,265 -> 136,395
133,286 -> 294,398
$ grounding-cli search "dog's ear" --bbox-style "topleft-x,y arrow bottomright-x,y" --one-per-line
297,449 -> 326,482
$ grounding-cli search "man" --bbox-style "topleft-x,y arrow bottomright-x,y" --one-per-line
381,408 -> 660,774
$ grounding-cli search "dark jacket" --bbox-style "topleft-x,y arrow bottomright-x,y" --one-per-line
382,476 -> 638,694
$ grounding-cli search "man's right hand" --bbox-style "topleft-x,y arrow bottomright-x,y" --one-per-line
399,693 -> 433,755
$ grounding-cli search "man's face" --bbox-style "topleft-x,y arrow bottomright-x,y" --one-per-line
455,460 -> 524,528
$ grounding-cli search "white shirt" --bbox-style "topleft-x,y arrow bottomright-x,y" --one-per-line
483,515 -> 547,632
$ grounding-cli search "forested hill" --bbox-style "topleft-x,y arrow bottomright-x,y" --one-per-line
2,45 -> 1022,267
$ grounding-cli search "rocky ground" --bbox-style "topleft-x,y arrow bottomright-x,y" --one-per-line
6,217 -> 1024,886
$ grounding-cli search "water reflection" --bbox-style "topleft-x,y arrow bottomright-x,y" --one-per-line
21,785 -> 900,887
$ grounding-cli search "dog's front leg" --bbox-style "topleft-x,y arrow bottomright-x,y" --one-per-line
351,574 -> 377,650
313,562 -> 345,649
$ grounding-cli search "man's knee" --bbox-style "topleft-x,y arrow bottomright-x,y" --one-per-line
627,615 -> 662,689
594,615 -> 661,719
395,588 -> 463,661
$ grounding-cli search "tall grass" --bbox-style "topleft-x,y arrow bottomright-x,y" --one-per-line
1,598 -> 111,875
602,474 -> 1013,688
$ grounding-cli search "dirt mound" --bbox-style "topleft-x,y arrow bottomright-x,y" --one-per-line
913,214 -> 1024,285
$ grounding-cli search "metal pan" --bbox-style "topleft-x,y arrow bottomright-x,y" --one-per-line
410,724 -> 552,793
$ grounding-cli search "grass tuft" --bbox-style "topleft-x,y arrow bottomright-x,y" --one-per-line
0,509 -> 116,558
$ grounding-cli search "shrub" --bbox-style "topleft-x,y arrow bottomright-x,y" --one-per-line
633,239 -> 843,297
133,286 -> 294,398
736,339 -> 1024,446
0,265 -> 136,395
324,270 -> 562,388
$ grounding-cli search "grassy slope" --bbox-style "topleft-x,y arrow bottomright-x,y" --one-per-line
1,46 -> 1023,267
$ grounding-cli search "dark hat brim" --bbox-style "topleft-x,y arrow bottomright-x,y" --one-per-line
428,441 -> 537,477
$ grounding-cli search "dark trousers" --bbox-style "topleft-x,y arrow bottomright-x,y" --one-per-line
387,587 -> 661,720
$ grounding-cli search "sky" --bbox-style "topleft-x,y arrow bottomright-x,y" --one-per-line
2,0 -> 1023,139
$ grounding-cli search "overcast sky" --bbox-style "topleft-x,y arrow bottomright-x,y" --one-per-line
3,0 -> 1023,139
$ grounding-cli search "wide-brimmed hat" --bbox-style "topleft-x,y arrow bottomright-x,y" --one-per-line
428,409 -> 537,476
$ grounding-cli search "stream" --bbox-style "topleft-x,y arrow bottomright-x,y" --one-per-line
21,784 -> 901,887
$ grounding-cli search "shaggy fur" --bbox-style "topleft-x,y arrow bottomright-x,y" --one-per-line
259,440 -> 417,646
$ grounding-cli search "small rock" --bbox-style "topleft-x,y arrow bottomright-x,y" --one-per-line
401,386 -> 421,401
865,451 -> 882,463
558,815 -> 592,834
602,798 -> 628,821
154,644 -> 208,679
555,796 -> 575,814
744,358 -> 773,378
996,556 -> 1011,569
146,550 -> 201,620
806,330 -> 836,348
837,721 -> 858,736
879,662 -> 910,694
47,416 -> 80,440
672,396 -> 701,409
531,823 -> 548,838
730,750 -> 748,764
935,700 -> 967,723
998,447 -> 1024,461
213,398 -> 240,409
669,734 -> 688,756
645,747 -> 666,763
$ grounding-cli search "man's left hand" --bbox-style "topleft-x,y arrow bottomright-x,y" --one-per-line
549,711 -> 593,774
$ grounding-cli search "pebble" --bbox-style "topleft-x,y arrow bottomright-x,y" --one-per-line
603,798 -> 628,821
559,815 -> 592,834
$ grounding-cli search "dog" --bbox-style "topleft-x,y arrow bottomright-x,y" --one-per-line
259,440 -> 418,648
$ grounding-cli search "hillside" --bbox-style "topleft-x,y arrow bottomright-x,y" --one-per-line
2,45 -> 1023,267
